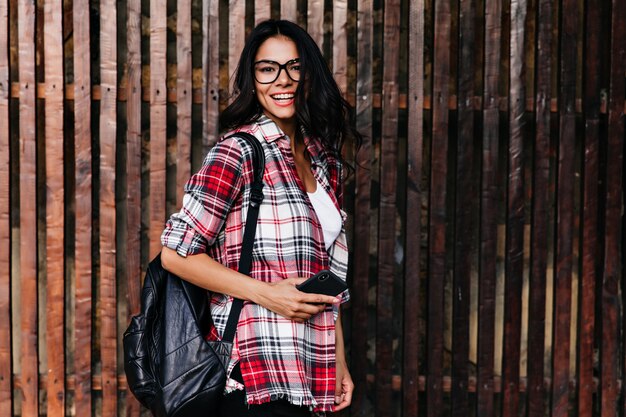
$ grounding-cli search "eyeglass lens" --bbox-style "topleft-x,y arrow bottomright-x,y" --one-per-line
254,60 -> 300,84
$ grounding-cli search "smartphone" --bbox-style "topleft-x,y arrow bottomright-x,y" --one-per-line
296,270 -> 347,297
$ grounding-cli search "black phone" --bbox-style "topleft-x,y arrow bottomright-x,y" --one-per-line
296,270 -> 347,297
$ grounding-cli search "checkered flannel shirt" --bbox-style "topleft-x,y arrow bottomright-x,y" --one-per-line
161,115 -> 350,413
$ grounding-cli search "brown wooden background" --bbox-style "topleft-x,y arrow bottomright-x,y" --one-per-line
1,0 -> 625,416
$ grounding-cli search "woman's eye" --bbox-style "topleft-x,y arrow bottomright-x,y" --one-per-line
258,66 -> 275,73
289,65 -> 301,72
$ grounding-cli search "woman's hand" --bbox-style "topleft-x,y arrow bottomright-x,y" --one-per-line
334,359 -> 354,412
254,278 -> 339,322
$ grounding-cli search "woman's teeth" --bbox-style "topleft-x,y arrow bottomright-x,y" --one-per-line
272,94 -> 294,101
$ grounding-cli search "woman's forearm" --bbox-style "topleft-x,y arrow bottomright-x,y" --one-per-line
160,246 -> 266,302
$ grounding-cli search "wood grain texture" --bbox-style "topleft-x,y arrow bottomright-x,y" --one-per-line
332,0 -> 348,94
44,0 -> 65,413
125,0 -> 142,414
602,1 -> 625,416
280,0 -> 298,22
149,0 -> 167,259
427,0 -> 451,414
501,1 -> 526,416
18,0 -> 39,414
403,1 -> 424,416
551,0 -> 577,414
203,0 -> 219,154
228,0 -> 245,101
376,1 -> 401,416
99,0 -> 118,414
578,0 -> 602,415
0,0 -> 10,413
177,0 -> 192,206
351,2 -> 373,415
526,0 -> 551,415
451,0 -> 476,415
477,0 -> 502,415
307,0 -> 324,49
255,0 -> 271,25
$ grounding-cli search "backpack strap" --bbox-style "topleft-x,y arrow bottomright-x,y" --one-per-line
222,132 -> 265,343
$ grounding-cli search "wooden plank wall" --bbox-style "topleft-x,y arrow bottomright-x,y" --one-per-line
2,1 -> 626,416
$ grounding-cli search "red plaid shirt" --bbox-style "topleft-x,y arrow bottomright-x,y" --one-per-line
161,115 -> 349,413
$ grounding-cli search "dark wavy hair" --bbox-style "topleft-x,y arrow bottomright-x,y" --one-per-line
220,19 -> 362,159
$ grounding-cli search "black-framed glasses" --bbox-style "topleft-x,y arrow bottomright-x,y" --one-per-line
254,59 -> 301,84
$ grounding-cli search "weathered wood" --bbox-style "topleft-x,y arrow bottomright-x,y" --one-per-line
501,1 -> 526,416
332,0 -> 347,94
149,0 -> 167,259
477,0 -> 502,415
73,0 -> 93,415
307,0 -> 324,49
0,0 -> 10,414
427,0 -> 451,414
350,1 -> 373,415
18,0 -> 39,414
202,0 -> 219,156
526,0 -> 551,415
578,0 -> 602,415
255,0 -> 271,25
280,0 -> 297,22
451,0 -> 476,415
228,0 -> 245,100
376,0 -> 401,416
403,1 -> 424,416
99,0 -> 118,414
177,0 -> 192,207
125,0 -> 142,414
44,0 -> 65,413
602,2 -> 625,416
551,0 -> 577,414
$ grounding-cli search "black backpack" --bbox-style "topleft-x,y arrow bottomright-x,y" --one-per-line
123,133 -> 264,417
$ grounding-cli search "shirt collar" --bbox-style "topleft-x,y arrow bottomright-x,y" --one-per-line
253,114 -> 325,162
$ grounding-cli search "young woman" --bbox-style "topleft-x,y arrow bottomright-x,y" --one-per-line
160,19 -> 361,416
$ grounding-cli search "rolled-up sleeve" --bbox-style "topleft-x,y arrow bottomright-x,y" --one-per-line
161,137 -> 245,257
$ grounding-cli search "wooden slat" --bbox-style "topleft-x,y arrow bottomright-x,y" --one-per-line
18,0 -> 39,414
403,1 -> 424,416
255,0 -> 271,25
74,0 -> 93,415
451,0 -> 476,415
550,0 -> 577,414
44,0 -> 65,413
526,0 -> 551,415
477,0 -> 502,415
307,0 -> 324,49
427,0 -> 451,414
176,0 -> 192,207
228,0 -> 245,103
125,0 -> 142,414
280,0 -> 298,22
375,1 -> 401,416
99,0 -> 118,414
149,0 -> 167,260
332,0 -> 347,94
602,2 -> 625,416
0,0 -> 11,413
202,0 -> 219,158
350,2 -> 373,415
578,0 -> 602,415
501,1 -> 526,416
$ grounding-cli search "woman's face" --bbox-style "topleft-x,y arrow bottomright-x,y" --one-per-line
254,36 -> 300,135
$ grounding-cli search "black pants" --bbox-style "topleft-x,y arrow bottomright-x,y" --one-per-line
218,365 -> 312,417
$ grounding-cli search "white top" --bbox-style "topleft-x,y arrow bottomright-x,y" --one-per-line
307,181 -> 342,250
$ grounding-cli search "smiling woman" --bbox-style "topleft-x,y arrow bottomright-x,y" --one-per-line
252,37 -> 300,139
159,19 -> 362,417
